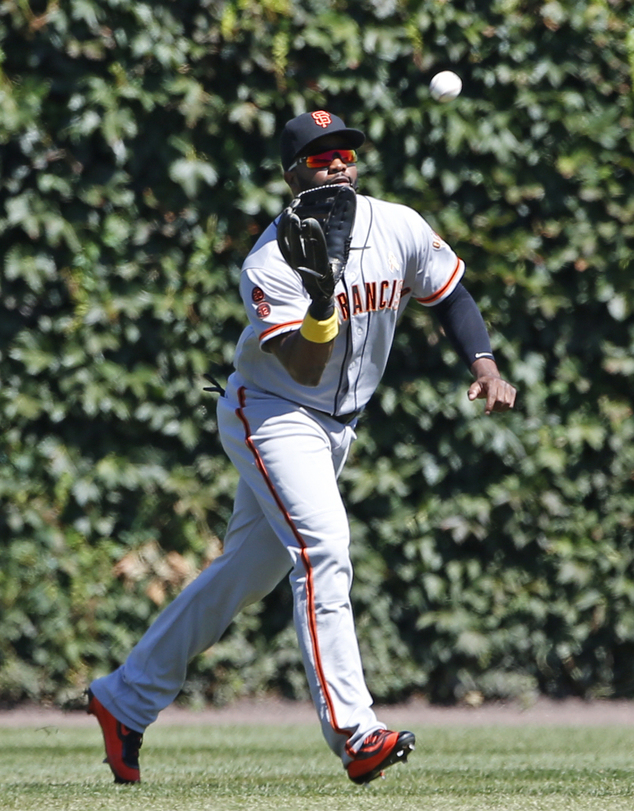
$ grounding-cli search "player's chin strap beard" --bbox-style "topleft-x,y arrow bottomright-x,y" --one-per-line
292,183 -> 357,223
297,177 -> 358,201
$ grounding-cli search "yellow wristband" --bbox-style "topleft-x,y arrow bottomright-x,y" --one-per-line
299,310 -> 339,343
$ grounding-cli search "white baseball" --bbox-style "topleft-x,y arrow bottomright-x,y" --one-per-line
429,71 -> 462,103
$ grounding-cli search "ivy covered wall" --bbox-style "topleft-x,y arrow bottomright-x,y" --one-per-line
0,0 -> 633,706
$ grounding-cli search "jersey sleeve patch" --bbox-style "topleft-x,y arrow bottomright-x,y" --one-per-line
240,260 -> 310,346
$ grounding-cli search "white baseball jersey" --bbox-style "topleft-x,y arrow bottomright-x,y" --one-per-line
235,193 -> 465,417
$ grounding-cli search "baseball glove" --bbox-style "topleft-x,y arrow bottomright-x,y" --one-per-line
277,184 -> 356,316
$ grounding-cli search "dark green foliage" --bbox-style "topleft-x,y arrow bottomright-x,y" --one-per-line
0,0 -> 633,707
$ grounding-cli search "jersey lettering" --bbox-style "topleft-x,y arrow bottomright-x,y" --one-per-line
352,286 -> 364,315
379,280 -> 390,309
387,279 -> 402,309
365,282 -> 377,312
336,279 -> 405,322
337,292 -> 350,321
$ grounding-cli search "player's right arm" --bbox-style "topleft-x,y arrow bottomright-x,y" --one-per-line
267,184 -> 354,387
265,328 -> 335,387
239,238 -> 337,388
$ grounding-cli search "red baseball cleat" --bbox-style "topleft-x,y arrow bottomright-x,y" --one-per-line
347,728 -> 415,785
87,689 -> 143,783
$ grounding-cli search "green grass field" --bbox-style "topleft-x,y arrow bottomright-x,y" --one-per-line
1,722 -> 634,811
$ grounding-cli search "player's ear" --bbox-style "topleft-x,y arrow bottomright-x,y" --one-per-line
284,169 -> 300,196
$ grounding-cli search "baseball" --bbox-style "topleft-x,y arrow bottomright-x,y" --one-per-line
429,71 -> 462,103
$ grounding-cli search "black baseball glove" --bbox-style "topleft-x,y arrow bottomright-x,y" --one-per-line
277,184 -> 356,319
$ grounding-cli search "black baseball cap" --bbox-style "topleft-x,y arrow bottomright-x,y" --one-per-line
280,111 -> 365,171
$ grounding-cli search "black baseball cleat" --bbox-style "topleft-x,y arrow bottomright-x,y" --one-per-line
87,689 -> 143,783
346,728 -> 416,785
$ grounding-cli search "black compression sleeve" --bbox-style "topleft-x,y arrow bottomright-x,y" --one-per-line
432,283 -> 495,369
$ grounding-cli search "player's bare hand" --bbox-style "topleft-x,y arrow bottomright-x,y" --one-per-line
468,357 -> 517,415
468,375 -> 517,415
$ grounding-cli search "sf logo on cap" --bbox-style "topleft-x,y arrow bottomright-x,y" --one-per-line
312,111 -> 332,128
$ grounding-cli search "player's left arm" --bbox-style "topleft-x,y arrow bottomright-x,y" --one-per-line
467,356 -> 516,415
433,282 -> 517,415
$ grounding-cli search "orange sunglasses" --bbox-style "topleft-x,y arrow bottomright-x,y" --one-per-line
288,148 -> 358,171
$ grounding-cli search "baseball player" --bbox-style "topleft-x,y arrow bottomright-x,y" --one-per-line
87,111 -> 517,785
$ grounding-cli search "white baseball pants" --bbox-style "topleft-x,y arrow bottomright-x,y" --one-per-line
90,372 -> 383,763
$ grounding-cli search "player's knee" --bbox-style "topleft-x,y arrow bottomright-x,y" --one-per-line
290,540 -> 353,596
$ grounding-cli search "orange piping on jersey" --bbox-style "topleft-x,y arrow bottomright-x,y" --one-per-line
415,257 -> 465,305
235,386 -> 350,740
259,320 -> 304,343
